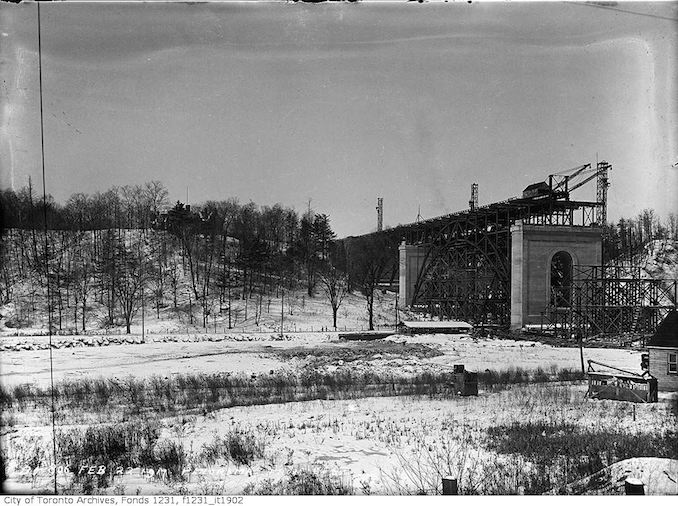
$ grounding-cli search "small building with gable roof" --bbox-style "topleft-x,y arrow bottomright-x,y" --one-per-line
647,310 -> 678,391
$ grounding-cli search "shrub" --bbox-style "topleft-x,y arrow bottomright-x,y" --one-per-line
556,368 -> 585,382
245,468 -> 353,495
153,440 -> 186,483
56,419 -> 161,492
0,384 -> 10,407
224,430 -> 264,467
533,367 -> 549,383
477,366 -> 586,390
199,429 -> 265,468
15,435 -> 46,488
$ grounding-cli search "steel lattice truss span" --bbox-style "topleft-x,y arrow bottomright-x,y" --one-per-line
342,162 -> 609,326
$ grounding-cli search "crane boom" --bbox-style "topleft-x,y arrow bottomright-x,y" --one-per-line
568,168 -> 601,193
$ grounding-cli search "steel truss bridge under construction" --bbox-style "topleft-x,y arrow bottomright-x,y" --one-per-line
341,161 -> 677,336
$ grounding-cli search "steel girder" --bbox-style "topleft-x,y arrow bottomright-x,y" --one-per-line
342,191 -> 601,326
409,211 -> 511,325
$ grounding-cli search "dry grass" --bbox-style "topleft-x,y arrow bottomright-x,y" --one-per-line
244,468 -> 353,495
5,375 -> 672,495
1,365 -> 588,425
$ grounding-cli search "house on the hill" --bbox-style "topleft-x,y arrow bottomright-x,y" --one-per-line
647,310 -> 678,392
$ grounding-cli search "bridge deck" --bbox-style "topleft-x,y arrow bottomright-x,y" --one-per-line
347,194 -> 599,244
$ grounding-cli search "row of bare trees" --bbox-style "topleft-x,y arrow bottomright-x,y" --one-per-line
0,180 -> 170,232
0,181 -> 355,333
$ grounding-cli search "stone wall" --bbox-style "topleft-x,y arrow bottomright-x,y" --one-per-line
399,242 -> 428,306
510,223 -> 602,329
0,332 -> 292,352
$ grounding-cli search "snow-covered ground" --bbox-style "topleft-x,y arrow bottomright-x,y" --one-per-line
564,457 -> 678,495
636,240 -> 678,281
4,385 -> 676,495
0,332 -> 642,388
0,280 -> 399,338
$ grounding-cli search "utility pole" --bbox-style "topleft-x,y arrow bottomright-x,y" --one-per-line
577,331 -> 585,374
280,290 -> 284,339
228,281 -> 232,329
395,293 -> 399,331
141,283 -> 145,342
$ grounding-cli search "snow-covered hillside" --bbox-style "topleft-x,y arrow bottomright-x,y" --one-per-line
638,239 -> 678,281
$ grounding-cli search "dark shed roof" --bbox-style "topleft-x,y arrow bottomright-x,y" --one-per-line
647,310 -> 678,348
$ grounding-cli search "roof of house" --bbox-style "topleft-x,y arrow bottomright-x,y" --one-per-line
647,310 -> 678,348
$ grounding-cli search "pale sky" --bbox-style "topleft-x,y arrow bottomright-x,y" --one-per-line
1,1 -> 676,237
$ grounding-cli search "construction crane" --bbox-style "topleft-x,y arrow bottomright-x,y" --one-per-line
547,161 -> 611,225
469,183 -> 478,211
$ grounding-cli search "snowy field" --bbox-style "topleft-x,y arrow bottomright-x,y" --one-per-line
4,383 -> 676,495
2,254 -> 675,495
0,331 -> 642,388
4,328 -> 675,496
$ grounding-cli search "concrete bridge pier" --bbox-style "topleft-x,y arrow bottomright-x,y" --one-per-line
399,241 -> 428,307
510,222 -> 602,330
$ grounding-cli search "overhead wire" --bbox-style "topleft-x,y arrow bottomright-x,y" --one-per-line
563,1 -> 678,22
36,2 -> 59,495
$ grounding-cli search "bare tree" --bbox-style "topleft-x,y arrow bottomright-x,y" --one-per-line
298,210 -> 318,297
114,232 -> 148,334
319,265 -> 347,330
668,213 -> 677,240
144,180 -> 169,220
72,237 -> 94,332
347,235 -> 395,330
